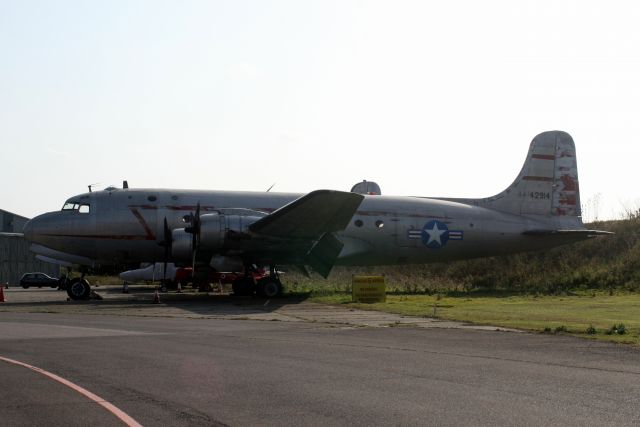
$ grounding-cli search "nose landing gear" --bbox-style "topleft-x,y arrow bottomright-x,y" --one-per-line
67,276 -> 91,300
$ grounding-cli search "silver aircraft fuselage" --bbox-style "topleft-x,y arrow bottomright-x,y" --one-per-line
23,188 -> 585,267
23,131 -> 609,274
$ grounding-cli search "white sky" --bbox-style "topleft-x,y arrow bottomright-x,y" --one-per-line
1,1 -> 639,221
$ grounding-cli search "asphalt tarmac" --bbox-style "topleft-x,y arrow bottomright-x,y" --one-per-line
0,288 -> 639,426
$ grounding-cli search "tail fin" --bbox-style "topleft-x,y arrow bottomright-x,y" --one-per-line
461,131 -> 581,218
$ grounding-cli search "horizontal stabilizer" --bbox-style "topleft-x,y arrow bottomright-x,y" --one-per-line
249,190 -> 364,239
523,229 -> 614,237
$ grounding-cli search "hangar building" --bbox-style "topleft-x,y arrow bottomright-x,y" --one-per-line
0,209 -> 59,285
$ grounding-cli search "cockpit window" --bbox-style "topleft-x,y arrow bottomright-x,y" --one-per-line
62,202 -> 90,213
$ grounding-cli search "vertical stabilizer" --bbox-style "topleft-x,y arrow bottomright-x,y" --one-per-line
452,131 -> 581,218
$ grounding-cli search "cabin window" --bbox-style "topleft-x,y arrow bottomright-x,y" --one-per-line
375,220 -> 384,228
147,195 -> 157,202
61,202 -> 90,213
62,202 -> 81,211
354,219 -> 363,227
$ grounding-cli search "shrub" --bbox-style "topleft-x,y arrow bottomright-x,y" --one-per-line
606,323 -> 627,335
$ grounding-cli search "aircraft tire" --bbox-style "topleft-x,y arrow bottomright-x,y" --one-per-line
67,278 -> 91,300
256,278 -> 282,298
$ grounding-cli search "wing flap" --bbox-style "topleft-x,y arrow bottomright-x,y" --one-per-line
305,232 -> 344,278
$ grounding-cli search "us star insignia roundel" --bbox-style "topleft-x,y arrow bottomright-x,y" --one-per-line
407,220 -> 464,249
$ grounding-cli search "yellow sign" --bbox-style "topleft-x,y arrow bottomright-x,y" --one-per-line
352,275 -> 386,303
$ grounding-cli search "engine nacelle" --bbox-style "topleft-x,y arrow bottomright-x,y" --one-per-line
198,213 -> 226,251
171,228 -> 193,261
171,213 -> 262,260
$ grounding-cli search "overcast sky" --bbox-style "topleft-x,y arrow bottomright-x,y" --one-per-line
1,1 -> 639,221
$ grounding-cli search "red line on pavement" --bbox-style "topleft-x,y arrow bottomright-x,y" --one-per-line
0,355 -> 142,427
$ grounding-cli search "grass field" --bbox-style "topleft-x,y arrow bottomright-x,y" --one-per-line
311,292 -> 640,346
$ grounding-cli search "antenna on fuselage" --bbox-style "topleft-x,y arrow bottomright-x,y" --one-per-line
87,183 -> 100,193
123,180 -> 129,189
266,183 -> 276,192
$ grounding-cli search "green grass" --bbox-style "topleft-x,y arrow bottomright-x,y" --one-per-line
311,292 -> 640,346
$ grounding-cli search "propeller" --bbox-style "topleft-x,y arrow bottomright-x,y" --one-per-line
158,217 -> 173,282
184,202 -> 201,278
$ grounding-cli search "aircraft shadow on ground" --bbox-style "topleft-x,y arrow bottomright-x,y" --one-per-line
1,286 -> 311,317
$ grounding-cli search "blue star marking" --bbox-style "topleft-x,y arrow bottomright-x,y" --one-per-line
421,220 -> 450,249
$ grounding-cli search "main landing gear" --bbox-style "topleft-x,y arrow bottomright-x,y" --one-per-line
232,266 -> 283,298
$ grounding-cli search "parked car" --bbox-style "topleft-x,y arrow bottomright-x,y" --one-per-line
19,273 -> 61,289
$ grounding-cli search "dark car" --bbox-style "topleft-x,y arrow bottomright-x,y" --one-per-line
19,273 -> 60,289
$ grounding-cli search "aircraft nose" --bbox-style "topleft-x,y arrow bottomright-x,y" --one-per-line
23,219 -> 35,242
22,213 -> 50,245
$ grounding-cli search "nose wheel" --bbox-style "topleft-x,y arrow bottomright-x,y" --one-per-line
67,278 -> 91,300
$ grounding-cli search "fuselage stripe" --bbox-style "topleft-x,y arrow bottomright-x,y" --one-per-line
531,154 -> 555,160
522,176 -> 554,182
129,208 -> 156,240
40,233 -> 152,240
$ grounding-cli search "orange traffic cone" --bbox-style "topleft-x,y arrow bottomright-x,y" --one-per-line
0,284 -> 5,303
152,289 -> 161,304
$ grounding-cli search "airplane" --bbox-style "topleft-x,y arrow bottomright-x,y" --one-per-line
23,131 -> 611,300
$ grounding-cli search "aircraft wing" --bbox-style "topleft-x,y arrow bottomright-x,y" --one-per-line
249,190 -> 364,238
247,190 -> 364,277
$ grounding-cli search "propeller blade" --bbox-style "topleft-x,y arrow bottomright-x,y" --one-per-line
191,203 -> 200,250
191,202 -> 201,279
163,259 -> 168,282
161,217 -> 172,282
191,250 -> 197,279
